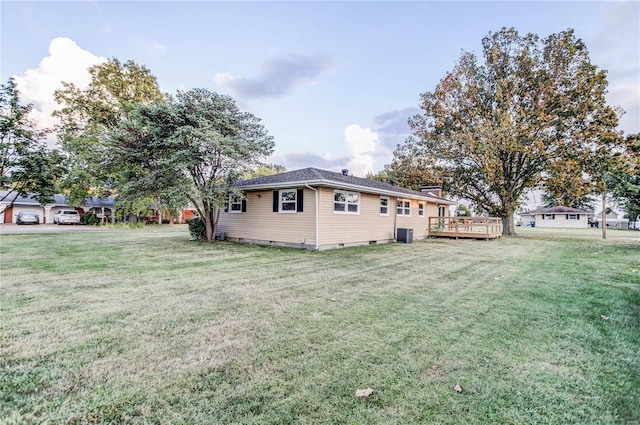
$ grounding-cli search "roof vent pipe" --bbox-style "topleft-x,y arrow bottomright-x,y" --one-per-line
341,169 -> 349,176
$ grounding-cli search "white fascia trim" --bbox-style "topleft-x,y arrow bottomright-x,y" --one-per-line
238,179 -> 458,205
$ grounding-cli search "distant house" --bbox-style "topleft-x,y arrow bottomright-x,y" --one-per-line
592,210 -> 630,230
0,191 -> 116,224
217,167 -> 456,250
520,206 -> 592,229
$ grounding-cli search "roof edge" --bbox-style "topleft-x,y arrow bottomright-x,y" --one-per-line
234,179 -> 457,204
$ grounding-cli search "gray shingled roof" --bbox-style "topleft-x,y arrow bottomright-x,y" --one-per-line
521,206 -> 592,215
234,167 -> 456,204
0,191 -> 115,207
0,191 -> 43,205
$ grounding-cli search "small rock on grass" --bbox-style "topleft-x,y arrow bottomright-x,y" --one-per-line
355,388 -> 374,398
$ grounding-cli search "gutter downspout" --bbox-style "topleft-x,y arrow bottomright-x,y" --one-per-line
305,183 -> 319,250
393,197 -> 397,241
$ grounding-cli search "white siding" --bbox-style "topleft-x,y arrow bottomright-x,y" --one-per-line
218,189 -> 317,247
318,188 -> 395,246
535,213 -> 588,228
219,186 -> 446,249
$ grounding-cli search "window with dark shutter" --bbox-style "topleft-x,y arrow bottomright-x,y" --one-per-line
273,191 -> 279,212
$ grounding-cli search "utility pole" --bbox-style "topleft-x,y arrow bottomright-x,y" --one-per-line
601,191 -> 607,240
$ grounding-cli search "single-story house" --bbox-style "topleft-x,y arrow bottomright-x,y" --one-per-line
520,206 -> 592,229
0,191 -> 117,224
217,167 -> 456,250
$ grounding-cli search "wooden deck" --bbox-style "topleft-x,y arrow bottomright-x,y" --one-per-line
428,217 -> 503,240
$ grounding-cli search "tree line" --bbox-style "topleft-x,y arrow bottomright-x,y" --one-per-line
2,28 -> 638,240
371,28 -> 638,235
2,59 -> 276,241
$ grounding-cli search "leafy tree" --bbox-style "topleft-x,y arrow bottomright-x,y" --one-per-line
110,88 -> 274,242
456,205 -> 472,217
380,141 -> 447,191
365,169 -> 391,183
541,192 -> 595,210
53,58 -> 163,205
244,163 -> 286,179
404,27 -> 624,235
610,133 -> 640,222
1,78 -> 64,213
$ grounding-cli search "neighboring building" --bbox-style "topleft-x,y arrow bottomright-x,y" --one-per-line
592,210 -> 630,230
217,167 -> 456,250
0,191 -> 116,224
520,206 -> 592,229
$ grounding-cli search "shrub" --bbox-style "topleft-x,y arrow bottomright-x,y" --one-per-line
81,212 -> 101,226
187,218 -> 206,240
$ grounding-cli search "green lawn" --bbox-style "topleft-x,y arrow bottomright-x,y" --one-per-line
1,230 -> 639,424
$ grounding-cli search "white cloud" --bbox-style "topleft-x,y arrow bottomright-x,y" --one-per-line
344,124 -> 381,177
213,52 -> 333,99
138,41 -> 166,57
12,37 -> 106,144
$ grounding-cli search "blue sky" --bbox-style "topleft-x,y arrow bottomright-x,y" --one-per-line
2,1 -> 639,176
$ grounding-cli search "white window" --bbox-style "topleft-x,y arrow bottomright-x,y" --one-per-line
380,197 -> 389,216
334,190 -> 359,214
567,214 -> 578,220
418,203 -> 425,217
229,194 -> 243,213
273,189 -> 303,213
397,199 -> 411,216
543,214 -> 555,220
280,189 -> 297,213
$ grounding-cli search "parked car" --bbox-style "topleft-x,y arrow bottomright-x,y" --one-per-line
54,210 -> 81,225
16,211 -> 40,225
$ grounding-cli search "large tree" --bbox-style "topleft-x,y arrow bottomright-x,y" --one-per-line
610,133 -> 640,223
380,141 -> 447,191
110,88 -> 274,241
1,78 -> 64,213
243,163 -> 286,180
541,192 -> 595,211
405,27 -> 624,235
53,58 -> 163,205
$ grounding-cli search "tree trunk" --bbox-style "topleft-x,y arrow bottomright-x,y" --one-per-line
502,212 -> 517,236
501,201 -> 517,236
202,205 -> 217,242
203,216 -> 214,242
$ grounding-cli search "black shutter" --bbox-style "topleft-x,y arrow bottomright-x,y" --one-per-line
297,189 -> 304,212
273,191 -> 279,212
242,199 -> 247,212
566,214 -> 569,220
224,196 -> 229,213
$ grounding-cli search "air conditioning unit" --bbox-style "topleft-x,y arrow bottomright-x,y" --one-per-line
397,228 -> 413,243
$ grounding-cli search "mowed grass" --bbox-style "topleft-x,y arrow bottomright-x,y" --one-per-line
1,230 -> 639,424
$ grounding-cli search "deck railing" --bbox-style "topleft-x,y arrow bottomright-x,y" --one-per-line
428,216 -> 503,239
